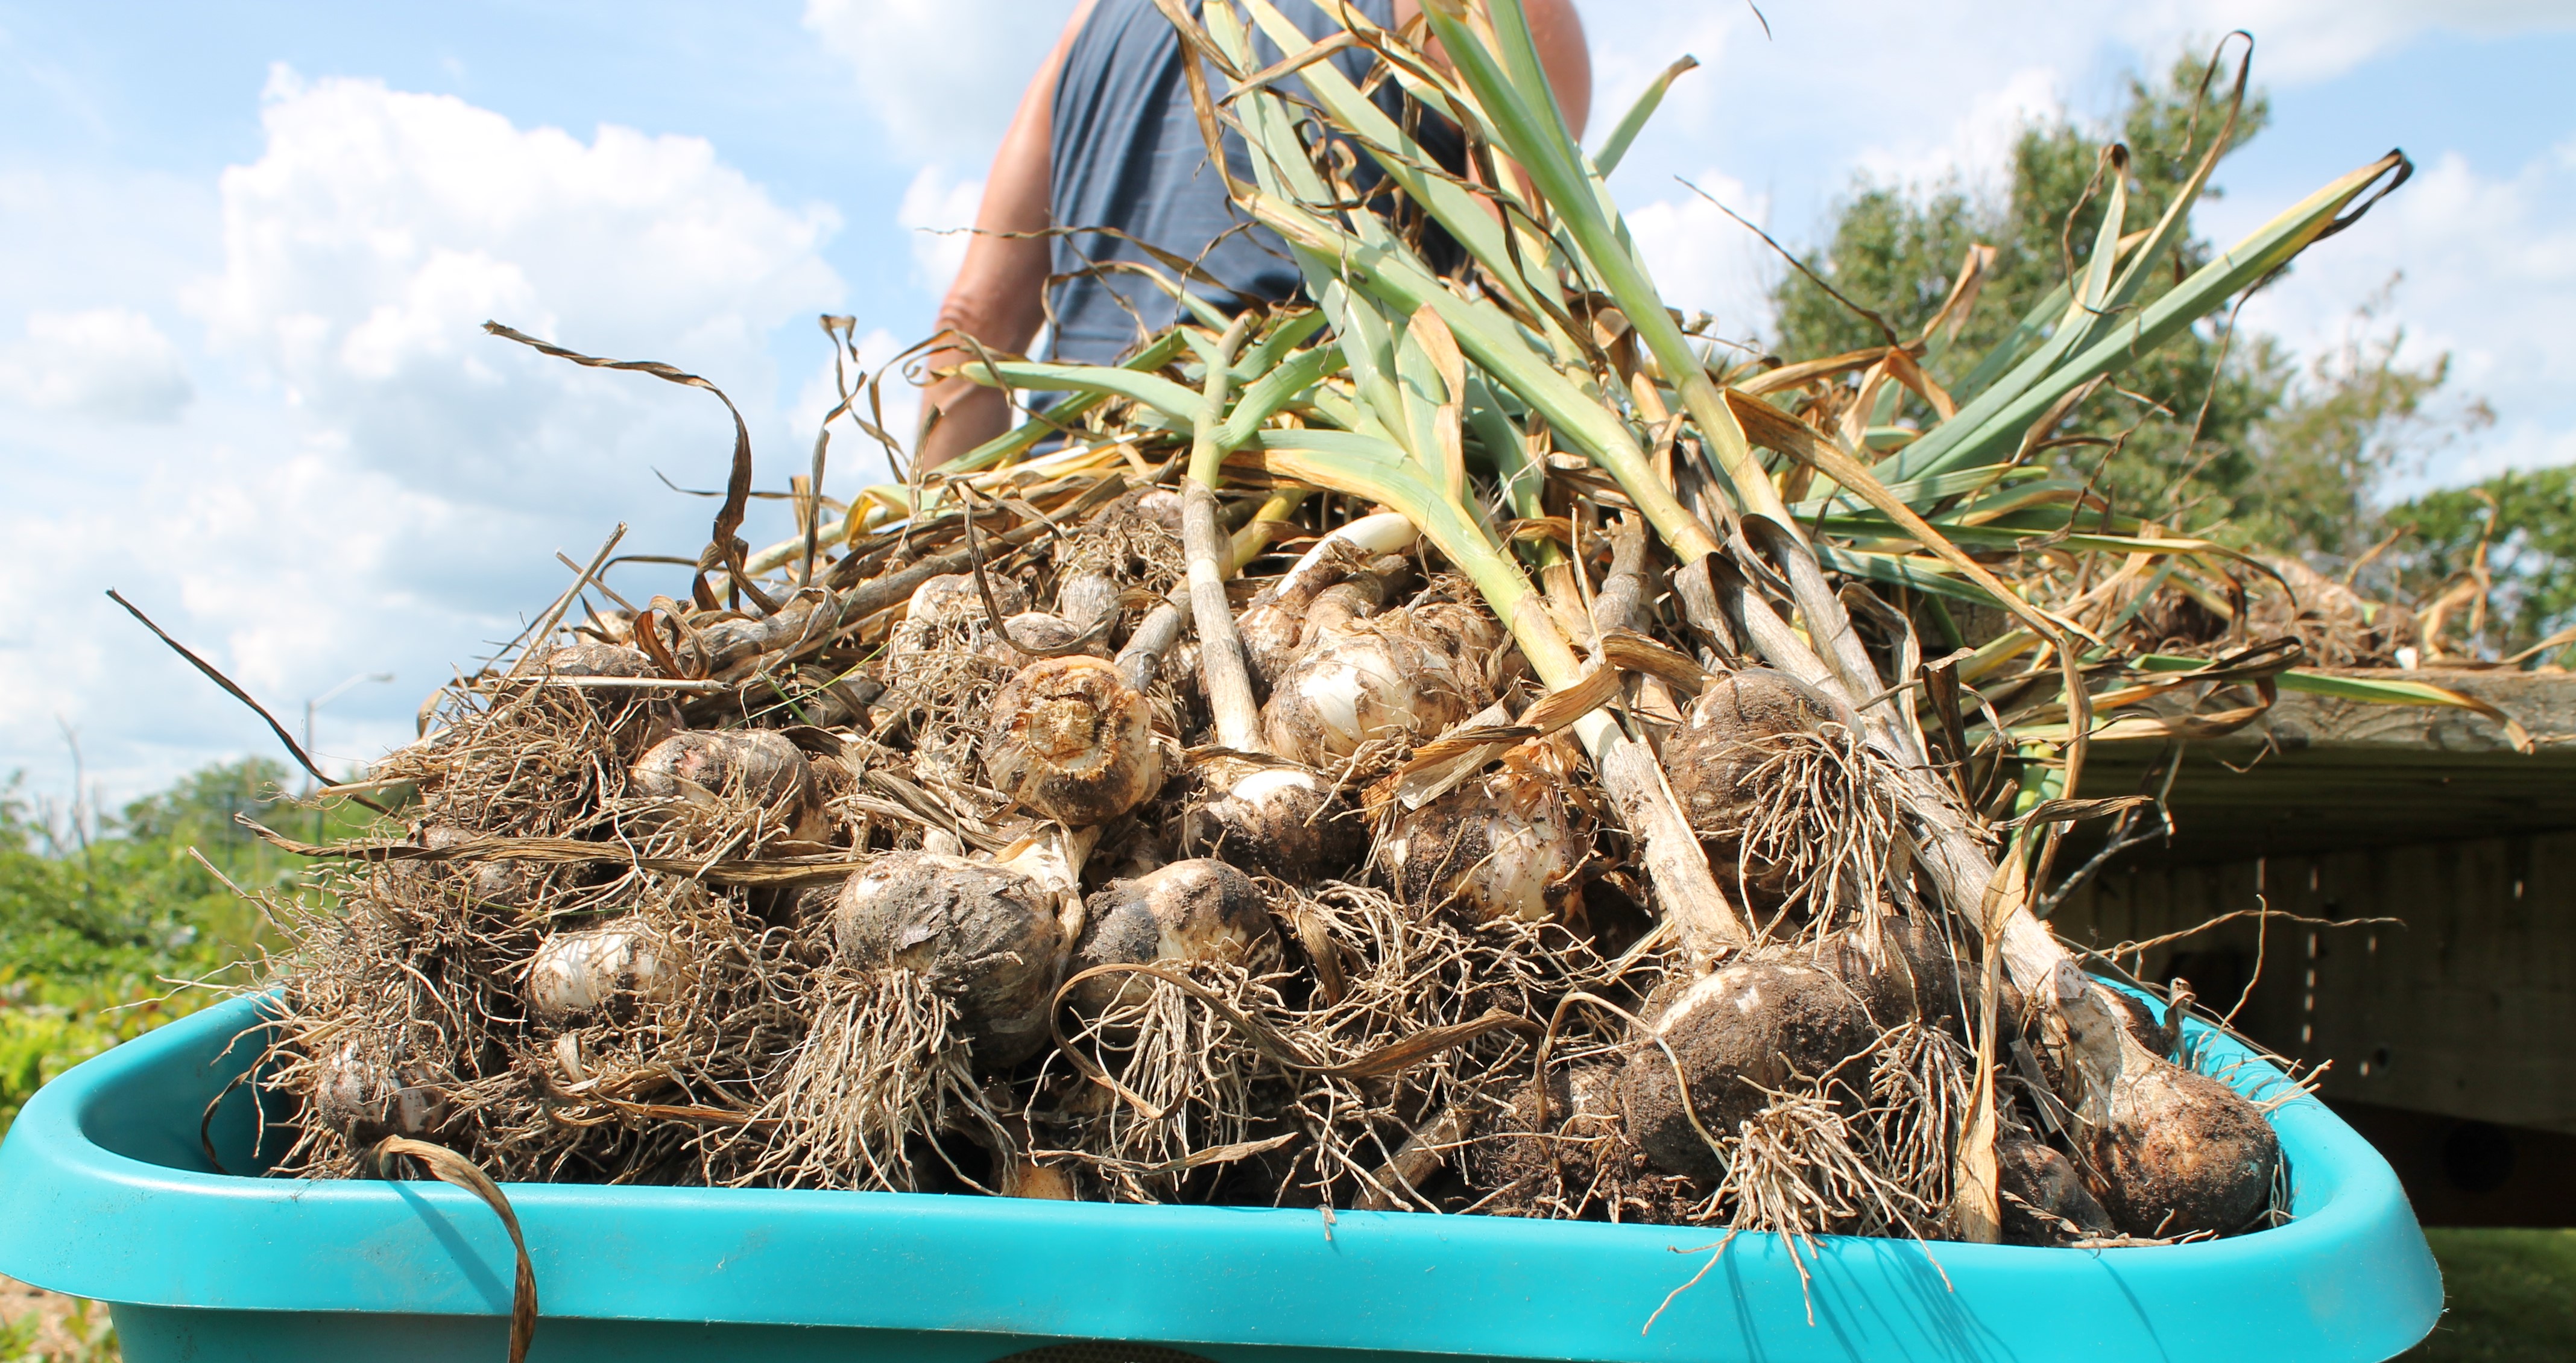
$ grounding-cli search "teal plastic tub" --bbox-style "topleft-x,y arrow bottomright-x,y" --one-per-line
0,991 -> 2441,1362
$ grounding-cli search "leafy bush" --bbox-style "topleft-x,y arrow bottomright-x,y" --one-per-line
0,759 -> 350,1136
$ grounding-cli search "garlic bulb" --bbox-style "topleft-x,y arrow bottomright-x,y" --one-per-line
1185,760 -> 1357,880
630,730 -> 815,813
527,916 -> 678,1022
1261,602 -> 1497,767
315,1039 -> 452,1145
984,656 -> 1166,827
901,572 -> 1026,633
1070,859 -> 1278,1012
1618,955 -> 1880,1180
982,612 -> 1112,668
417,825 -> 538,908
543,642 -> 657,677
1056,571 -> 1122,631
537,643 -> 680,756
832,851 -> 1066,1067
1234,513 -> 1419,687
1658,668 -> 1842,836
1381,745 -> 1585,924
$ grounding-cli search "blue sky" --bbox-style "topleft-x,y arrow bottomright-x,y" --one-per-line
3,0 -> 2571,811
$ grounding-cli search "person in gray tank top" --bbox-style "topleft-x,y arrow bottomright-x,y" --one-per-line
917,0 -> 1590,468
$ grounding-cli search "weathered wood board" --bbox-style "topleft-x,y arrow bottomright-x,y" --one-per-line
2053,829 -> 2576,1134
2076,668 -> 2576,861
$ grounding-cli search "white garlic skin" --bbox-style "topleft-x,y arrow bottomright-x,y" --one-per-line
1382,751 -> 1585,924
1261,604 -> 1495,766
528,917 -> 677,1022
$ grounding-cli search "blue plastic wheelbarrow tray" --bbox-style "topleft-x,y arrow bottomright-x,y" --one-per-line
0,990 -> 2441,1362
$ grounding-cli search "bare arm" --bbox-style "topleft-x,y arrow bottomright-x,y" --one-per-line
917,1 -> 1098,470
1507,0 -> 1591,139
1394,0 -> 1591,138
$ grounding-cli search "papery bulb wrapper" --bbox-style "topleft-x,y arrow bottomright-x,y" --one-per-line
1261,602 -> 1497,767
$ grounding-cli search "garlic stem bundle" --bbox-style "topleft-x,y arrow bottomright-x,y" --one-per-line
1168,317 -> 1364,879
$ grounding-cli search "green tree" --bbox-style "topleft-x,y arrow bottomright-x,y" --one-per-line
2382,467 -> 2576,661
2230,300 -> 2493,561
0,756 -> 326,1134
0,758 -> 296,979
1770,48 -> 2576,669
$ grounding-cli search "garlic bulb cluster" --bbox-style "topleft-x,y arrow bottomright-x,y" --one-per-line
1380,744 -> 1585,925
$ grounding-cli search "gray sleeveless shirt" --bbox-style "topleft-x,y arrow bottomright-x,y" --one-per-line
1046,0 -> 1428,366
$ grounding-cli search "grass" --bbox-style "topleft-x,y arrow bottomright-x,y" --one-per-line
2402,1229 -> 2576,1362
0,1283 -> 116,1362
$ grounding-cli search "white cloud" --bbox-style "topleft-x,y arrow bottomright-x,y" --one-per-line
790,324 -> 917,488
1853,66 -> 2064,195
1624,171 -> 1777,347
802,0 -> 1076,160
897,164 -> 983,297
2221,139 -> 2576,491
1,71 -> 848,798
189,68 -> 842,499
1597,1 -> 2112,290
2124,0 -> 2576,83
0,307 -> 191,421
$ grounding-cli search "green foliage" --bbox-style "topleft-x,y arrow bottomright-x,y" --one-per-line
0,761 -> 292,979
0,757 -> 355,1137
2237,321 -> 2493,561
1774,51 -> 2281,527
1772,48 -> 2576,667
2256,329 -> 2452,559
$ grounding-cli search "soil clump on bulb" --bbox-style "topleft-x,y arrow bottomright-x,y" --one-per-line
832,851 -> 1065,1068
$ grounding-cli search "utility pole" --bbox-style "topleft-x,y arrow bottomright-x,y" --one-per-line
302,671 -> 396,811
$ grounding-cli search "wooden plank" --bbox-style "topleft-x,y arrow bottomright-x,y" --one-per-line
2052,831 -> 2576,1134
2246,668 -> 2576,752
2077,739 -> 2576,864
2063,671 -> 2574,860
